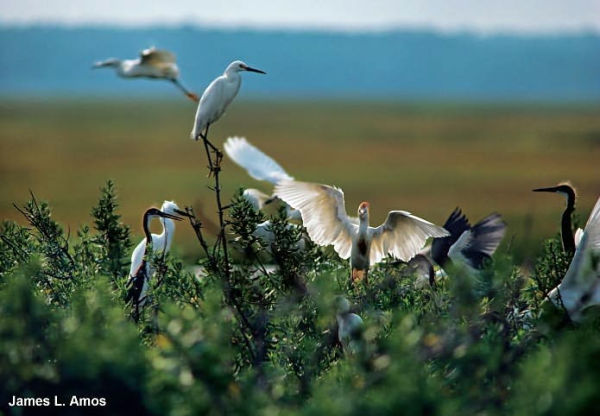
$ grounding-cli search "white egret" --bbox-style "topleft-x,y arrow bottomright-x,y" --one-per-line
93,47 -> 199,102
190,62 -> 266,141
336,296 -> 364,355
224,137 -> 300,220
533,183 -> 582,254
126,201 -> 183,310
274,180 -> 449,284
547,196 -> 600,322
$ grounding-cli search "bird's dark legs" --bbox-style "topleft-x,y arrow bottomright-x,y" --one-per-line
200,124 -> 223,177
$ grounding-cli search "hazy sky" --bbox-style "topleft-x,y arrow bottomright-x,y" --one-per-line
1,0 -> 599,33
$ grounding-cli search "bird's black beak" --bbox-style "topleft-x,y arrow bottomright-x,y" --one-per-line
173,209 -> 193,218
159,212 -> 184,221
244,66 -> 266,74
533,186 -> 559,193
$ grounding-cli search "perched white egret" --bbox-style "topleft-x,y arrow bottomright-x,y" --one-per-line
336,296 -> 364,354
547,196 -> 600,322
409,208 -> 506,287
93,47 -> 199,102
533,183 -> 582,254
126,201 -> 183,309
274,180 -> 449,284
190,62 -> 266,141
225,137 -> 300,219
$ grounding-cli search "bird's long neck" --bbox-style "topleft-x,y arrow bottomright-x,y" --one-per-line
561,196 -> 575,254
358,214 -> 369,236
159,217 -> 176,252
142,213 -> 154,255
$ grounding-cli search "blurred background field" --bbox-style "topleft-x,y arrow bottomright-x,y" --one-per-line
1,98 -> 598,263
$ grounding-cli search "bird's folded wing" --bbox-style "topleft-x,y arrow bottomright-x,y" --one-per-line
563,197 -> 600,289
369,211 -> 449,264
224,137 -> 294,184
140,47 -> 176,65
128,239 -> 146,283
274,181 -> 356,259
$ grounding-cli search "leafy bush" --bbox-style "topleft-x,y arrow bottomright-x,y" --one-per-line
0,180 -> 595,416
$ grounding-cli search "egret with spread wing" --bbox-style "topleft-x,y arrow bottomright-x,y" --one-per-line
274,180 -> 449,284
547,196 -> 600,322
93,47 -> 198,102
224,137 -> 300,219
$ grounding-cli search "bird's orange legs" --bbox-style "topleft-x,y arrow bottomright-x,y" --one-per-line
351,268 -> 368,286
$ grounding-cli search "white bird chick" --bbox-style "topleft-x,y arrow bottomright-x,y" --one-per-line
93,47 -> 199,102
335,296 -> 364,354
190,62 -> 266,141
547,196 -> 600,322
128,200 -> 182,304
274,181 -> 449,284
225,137 -> 300,220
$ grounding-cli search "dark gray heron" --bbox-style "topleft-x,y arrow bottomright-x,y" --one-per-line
408,208 -> 506,284
533,182 -> 581,255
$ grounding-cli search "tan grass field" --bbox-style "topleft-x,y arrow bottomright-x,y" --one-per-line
1,99 -> 599,263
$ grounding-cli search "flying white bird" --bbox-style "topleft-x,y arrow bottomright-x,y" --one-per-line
224,137 -> 300,220
533,183 -> 582,254
547,196 -> 600,322
190,62 -> 266,141
126,201 -> 183,311
408,208 -> 506,287
336,296 -> 364,355
93,47 -> 199,102
274,180 -> 449,284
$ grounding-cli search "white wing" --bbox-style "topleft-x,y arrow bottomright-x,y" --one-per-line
224,137 -> 294,184
563,197 -> 600,288
140,47 -> 176,65
127,231 -> 168,281
274,181 -> 356,259
552,197 -> 600,319
369,211 -> 449,264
